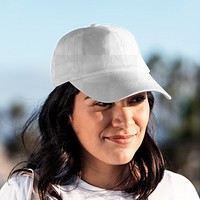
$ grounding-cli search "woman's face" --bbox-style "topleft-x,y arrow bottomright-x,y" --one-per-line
70,92 -> 150,166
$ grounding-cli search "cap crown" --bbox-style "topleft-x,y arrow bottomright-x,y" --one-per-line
51,24 -> 149,86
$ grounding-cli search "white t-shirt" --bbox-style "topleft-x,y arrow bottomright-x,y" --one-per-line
0,170 -> 199,200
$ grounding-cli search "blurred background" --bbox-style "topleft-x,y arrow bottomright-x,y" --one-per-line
0,0 -> 199,195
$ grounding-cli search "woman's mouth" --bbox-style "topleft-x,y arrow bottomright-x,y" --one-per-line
104,135 -> 135,144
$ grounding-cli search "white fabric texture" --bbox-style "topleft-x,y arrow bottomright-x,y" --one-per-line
0,170 -> 199,200
51,24 -> 171,102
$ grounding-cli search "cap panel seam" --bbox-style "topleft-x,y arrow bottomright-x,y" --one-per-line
75,32 -> 80,80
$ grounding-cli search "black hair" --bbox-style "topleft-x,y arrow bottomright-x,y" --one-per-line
10,82 -> 165,200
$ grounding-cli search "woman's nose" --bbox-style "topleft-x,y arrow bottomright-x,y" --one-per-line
111,107 -> 135,129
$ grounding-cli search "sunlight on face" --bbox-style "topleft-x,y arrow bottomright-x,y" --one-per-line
69,92 -> 150,168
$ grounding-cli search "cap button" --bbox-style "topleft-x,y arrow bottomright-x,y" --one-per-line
90,23 -> 99,27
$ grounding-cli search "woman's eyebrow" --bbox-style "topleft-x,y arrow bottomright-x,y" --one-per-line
84,96 -> 91,101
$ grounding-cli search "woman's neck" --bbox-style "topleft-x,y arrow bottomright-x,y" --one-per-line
80,157 -> 130,190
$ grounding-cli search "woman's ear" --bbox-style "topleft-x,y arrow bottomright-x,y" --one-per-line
68,114 -> 73,124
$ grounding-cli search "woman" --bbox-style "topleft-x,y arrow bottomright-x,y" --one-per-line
0,24 -> 199,200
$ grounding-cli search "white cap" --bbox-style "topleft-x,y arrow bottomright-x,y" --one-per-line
51,24 -> 171,102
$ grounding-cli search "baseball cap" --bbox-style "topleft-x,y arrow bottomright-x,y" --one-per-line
51,24 -> 171,103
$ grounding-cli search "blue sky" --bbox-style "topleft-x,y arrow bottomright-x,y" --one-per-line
0,0 -> 200,108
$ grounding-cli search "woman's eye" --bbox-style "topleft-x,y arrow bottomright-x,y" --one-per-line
129,95 -> 146,104
95,102 -> 112,107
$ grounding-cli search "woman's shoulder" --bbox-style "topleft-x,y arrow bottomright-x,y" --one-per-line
149,170 -> 199,200
0,170 -> 36,200
162,170 -> 198,191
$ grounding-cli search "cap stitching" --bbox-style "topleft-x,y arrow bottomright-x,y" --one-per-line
75,33 -> 80,80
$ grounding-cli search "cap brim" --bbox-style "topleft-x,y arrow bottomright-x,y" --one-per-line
70,70 -> 171,103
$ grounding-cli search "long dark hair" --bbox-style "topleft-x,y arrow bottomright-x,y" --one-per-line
11,82 -> 165,200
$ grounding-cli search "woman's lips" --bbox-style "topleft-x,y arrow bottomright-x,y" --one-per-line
104,135 -> 135,144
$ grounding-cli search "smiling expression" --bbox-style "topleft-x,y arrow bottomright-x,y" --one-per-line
69,92 -> 150,167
